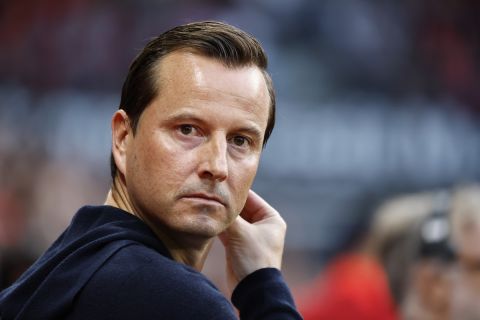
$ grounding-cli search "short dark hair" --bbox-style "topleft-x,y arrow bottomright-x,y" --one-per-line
110,20 -> 275,179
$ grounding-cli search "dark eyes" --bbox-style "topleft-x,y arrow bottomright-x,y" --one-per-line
179,125 -> 194,135
177,124 -> 251,149
232,136 -> 248,147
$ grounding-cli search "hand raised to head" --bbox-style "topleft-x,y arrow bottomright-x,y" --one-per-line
219,190 -> 287,293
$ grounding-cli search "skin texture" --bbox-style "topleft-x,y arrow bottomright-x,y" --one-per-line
107,51 -> 286,280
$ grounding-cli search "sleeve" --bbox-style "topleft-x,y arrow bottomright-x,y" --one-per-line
232,268 -> 303,320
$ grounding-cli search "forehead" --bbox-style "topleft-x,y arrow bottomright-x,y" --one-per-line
151,50 -> 271,116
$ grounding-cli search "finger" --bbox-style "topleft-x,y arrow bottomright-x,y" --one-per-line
218,231 -> 228,246
240,190 -> 278,223
219,214 -> 248,246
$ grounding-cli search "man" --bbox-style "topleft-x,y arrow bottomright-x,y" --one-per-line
0,21 -> 302,319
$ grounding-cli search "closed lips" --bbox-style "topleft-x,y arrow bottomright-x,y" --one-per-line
182,193 -> 226,206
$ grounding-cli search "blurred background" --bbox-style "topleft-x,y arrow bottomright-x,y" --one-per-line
1,0 -> 480,318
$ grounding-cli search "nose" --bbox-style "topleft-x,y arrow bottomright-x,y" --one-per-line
198,135 -> 228,182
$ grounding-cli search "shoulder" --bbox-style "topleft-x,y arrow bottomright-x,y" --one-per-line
69,243 -> 236,319
94,243 -> 218,294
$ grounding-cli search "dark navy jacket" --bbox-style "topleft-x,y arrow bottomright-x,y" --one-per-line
0,206 -> 302,319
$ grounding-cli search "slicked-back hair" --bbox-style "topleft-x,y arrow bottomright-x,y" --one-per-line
110,20 -> 275,179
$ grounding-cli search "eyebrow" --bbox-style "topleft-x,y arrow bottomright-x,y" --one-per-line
165,112 -> 205,124
236,125 -> 264,143
166,111 -> 264,142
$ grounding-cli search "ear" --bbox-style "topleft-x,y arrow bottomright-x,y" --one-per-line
111,110 -> 132,178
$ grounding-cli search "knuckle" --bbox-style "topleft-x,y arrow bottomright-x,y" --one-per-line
277,218 -> 287,232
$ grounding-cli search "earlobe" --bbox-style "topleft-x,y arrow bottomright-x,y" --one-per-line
111,110 -> 131,177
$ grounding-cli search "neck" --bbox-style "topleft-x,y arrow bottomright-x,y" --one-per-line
104,175 -> 213,271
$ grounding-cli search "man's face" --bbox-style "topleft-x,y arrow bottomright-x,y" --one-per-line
123,51 -> 270,240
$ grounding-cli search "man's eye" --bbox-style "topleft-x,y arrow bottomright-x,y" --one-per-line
232,136 -> 248,147
179,125 -> 194,135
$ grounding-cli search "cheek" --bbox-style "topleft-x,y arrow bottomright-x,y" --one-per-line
236,155 -> 260,184
145,149 -> 193,186
229,157 -> 259,207
129,135 -> 190,191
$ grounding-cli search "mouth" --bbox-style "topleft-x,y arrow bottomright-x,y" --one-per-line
181,193 -> 226,207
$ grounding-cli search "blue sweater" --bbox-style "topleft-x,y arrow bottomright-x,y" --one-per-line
0,205 -> 302,319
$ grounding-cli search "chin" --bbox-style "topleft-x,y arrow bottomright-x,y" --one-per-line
189,217 -> 227,237
192,203 -> 232,223
162,203 -> 235,239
